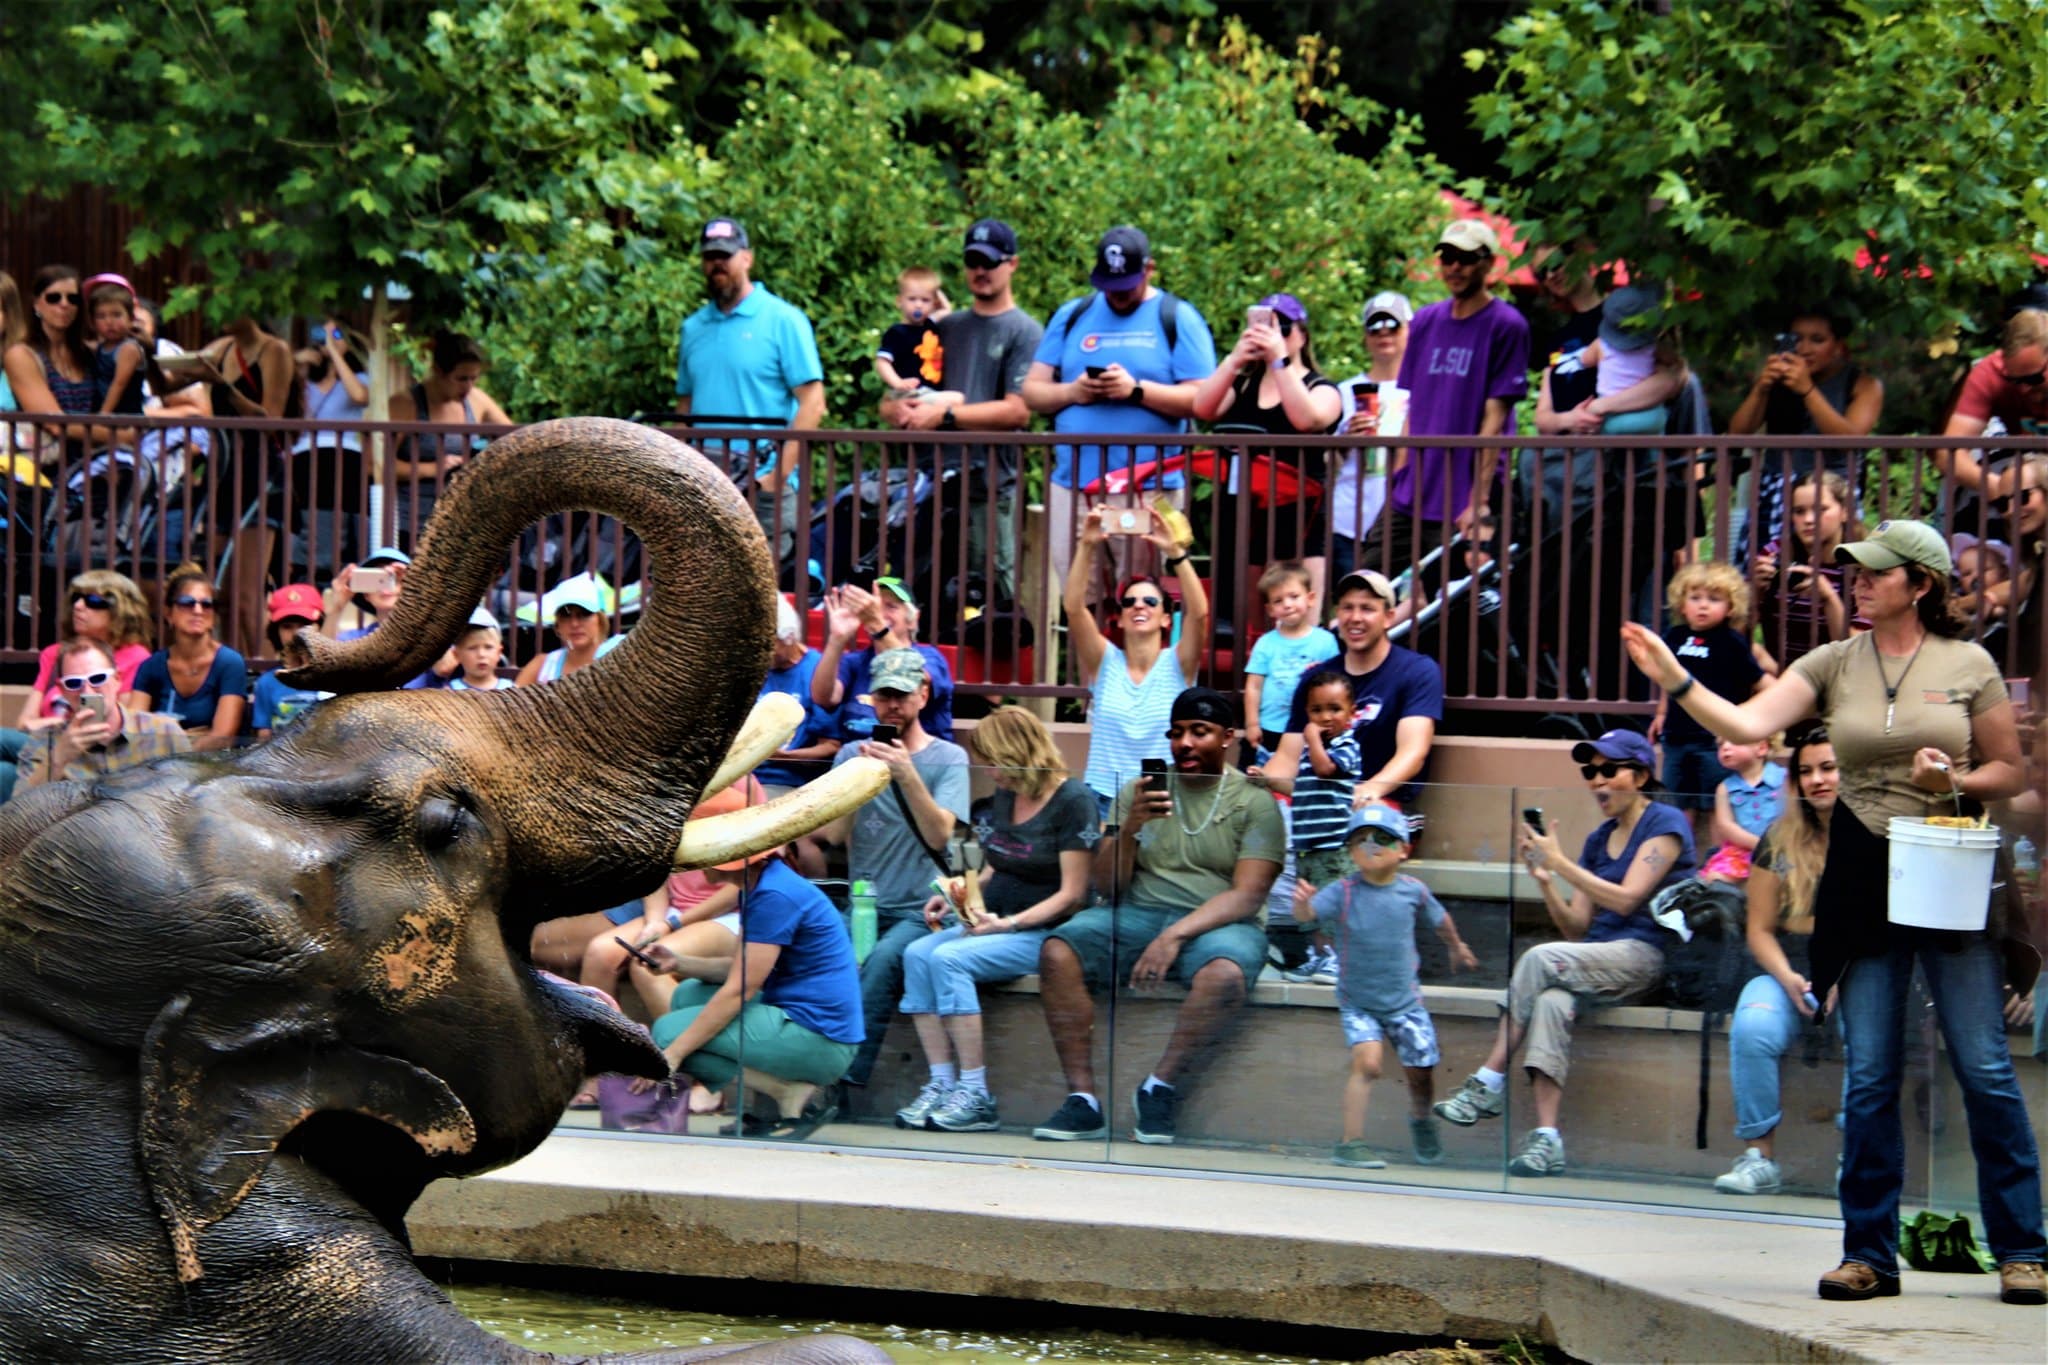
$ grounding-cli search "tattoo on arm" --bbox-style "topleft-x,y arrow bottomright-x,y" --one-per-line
1640,853 -> 1666,869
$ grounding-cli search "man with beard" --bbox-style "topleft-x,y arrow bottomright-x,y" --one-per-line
673,217 -> 826,564
1022,225 -> 1217,601
883,218 -> 1044,601
1258,569 -> 1445,821
1365,220 -> 1530,572
1031,686 -> 1284,1146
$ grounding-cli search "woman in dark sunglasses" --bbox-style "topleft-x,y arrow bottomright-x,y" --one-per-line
16,569 -> 154,731
130,563 -> 248,751
1062,504 -> 1210,816
1,263 -> 120,462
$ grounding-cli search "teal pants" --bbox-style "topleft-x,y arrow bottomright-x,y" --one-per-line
650,979 -> 857,1088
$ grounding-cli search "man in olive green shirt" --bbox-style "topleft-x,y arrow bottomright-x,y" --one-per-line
1032,687 -> 1285,1146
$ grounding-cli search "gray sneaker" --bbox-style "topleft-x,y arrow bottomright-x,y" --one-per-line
1332,1139 -> 1385,1168
1508,1129 -> 1566,1177
1713,1147 -> 1783,1195
928,1086 -> 1000,1132
1409,1115 -> 1444,1165
893,1079 -> 950,1130
1433,1075 -> 1505,1126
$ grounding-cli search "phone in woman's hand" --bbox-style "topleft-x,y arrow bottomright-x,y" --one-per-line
1246,305 -> 1276,330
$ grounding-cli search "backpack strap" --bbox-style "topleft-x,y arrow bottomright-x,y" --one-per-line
1054,291 -> 1180,380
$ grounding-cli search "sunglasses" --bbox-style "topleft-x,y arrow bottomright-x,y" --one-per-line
42,290 -> 81,306
1994,486 -> 2042,512
962,255 -> 1009,270
1437,247 -> 1489,268
1119,594 -> 1164,610
71,592 -> 114,610
170,594 -> 216,611
1580,761 -> 1644,780
59,669 -> 114,692
1353,829 -> 1405,849
1365,318 -> 1403,334
2009,369 -> 2046,388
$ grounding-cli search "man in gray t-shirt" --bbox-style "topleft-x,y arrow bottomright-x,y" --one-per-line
882,217 -> 1044,598
816,649 -> 971,1087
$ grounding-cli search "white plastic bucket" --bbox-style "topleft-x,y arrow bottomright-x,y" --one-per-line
1887,817 -> 2000,930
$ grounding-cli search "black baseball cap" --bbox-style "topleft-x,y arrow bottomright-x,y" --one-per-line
964,218 -> 1018,264
1169,685 -> 1238,730
1091,225 -> 1151,291
698,218 -> 750,256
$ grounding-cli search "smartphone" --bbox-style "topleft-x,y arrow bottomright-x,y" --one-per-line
1246,305 -> 1276,330
868,723 -> 899,747
308,323 -> 329,343
1521,806 -> 1545,835
1773,332 -> 1799,354
613,936 -> 663,972
353,567 -> 398,596
77,693 -> 109,725
1141,758 -> 1169,791
1084,364 -> 1108,379
1104,506 -> 1148,536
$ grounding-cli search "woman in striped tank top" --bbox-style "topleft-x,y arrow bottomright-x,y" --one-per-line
1063,504 -> 1211,818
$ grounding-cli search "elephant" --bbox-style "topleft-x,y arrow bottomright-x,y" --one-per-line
0,418 -> 892,1362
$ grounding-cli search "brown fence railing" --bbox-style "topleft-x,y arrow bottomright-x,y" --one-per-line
4,414 -> 2038,721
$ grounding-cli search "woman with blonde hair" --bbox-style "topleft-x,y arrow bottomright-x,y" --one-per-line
893,706 -> 1098,1134
17,569 -> 153,728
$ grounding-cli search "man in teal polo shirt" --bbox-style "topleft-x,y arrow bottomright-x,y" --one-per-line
674,217 -> 827,563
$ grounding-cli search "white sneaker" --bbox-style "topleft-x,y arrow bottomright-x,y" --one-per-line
893,1079 -> 950,1130
1713,1147 -> 1783,1195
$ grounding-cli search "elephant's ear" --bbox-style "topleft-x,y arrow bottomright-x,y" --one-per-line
137,994 -> 477,1283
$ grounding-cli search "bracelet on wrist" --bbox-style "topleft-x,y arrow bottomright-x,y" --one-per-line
1164,551 -> 1191,569
1667,673 -> 1696,700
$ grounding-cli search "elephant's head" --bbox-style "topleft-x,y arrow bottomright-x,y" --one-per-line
0,419 -> 883,1283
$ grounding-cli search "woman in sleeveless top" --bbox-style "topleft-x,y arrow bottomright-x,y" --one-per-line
184,317 -> 298,654
1,264 -> 110,468
1727,306 -> 1884,561
514,582 -> 621,687
389,332 -> 512,552
1063,504 -> 1210,817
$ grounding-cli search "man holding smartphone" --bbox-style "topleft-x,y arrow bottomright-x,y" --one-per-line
19,639 -> 191,790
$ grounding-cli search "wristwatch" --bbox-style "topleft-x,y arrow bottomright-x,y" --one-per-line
1129,383 -> 1147,407
939,406 -> 959,431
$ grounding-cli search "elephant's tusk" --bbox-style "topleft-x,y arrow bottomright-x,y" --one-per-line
676,756 -> 891,869
701,693 -> 805,801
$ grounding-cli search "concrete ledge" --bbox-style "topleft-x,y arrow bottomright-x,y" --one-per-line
409,1136 -> 2042,1363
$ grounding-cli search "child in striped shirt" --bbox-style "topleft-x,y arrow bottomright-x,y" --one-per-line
1283,669 -> 1362,983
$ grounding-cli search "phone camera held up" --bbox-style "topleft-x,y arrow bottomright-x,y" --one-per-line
1521,806 -> 1545,836
868,723 -> 899,747
1141,758 -> 1169,792
1773,332 -> 1799,355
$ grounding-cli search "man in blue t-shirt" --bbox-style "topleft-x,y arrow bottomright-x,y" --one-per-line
673,217 -> 826,565
1259,569 -> 1446,816
1021,225 -> 1217,602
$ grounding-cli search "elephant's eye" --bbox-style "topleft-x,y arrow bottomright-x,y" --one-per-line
416,797 -> 472,851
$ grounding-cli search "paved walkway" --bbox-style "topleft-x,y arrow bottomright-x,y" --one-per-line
410,1133 -> 2044,1363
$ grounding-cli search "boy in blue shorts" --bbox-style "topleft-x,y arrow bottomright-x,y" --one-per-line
1295,803 -> 1478,1168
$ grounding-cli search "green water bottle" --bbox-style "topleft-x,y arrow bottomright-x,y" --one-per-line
849,880 -> 877,964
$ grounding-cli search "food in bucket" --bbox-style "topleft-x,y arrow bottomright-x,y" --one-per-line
1926,815 -> 1990,829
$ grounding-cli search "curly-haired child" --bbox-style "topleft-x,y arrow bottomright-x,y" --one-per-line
1651,560 -> 1774,839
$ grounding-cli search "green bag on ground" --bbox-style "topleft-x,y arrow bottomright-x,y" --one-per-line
1899,1211 -> 1994,1273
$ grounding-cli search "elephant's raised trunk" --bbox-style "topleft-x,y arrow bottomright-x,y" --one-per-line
289,417 -> 776,917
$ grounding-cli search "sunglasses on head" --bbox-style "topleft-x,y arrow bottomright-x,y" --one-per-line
1354,828 -> 1404,849
1119,593 -> 1163,610
1437,247 -> 1488,268
42,290 -> 80,306
71,592 -> 114,610
169,594 -> 216,611
1581,761 -> 1642,780
59,669 -> 113,692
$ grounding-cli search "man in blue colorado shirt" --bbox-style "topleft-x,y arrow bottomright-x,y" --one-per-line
1022,224 -> 1216,601
674,216 -> 826,565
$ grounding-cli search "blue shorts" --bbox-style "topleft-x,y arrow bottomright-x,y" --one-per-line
1660,734 -> 1729,811
1339,1003 -> 1440,1068
604,899 -> 645,926
1049,904 -> 1269,991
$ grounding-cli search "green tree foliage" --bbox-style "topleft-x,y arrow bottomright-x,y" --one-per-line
11,0 -> 700,407
1469,0 -> 2048,424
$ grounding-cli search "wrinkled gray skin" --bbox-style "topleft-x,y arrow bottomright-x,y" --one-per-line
0,419 -> 888,1363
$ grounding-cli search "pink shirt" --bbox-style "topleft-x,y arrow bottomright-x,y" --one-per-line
1954,351 -> 2048,434
30,641 -> 152,719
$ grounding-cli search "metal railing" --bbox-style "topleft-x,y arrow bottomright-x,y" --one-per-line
4,413 -> 2038,716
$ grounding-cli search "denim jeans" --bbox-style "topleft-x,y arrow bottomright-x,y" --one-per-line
0,728 -> 26,805
845,909 -> 930,1086
1728,973 -> 1805,1141
1836,935 -> 2045,1275
899,922 -> 1048,1016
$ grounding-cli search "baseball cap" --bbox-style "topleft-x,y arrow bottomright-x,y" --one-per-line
1361,291 -> 1414,328
874,575 -> 918,610
1090,225 -> 1151,291
363,546 -> 411,568
267,583 -> 323,623
1598,282 -> 1666,354
466,605 -> 501,630
698,218 -> 750,256
1168,685 -> 1238,729
688,775 -> 775,871
1570,729 -> 1657,770
869,647 -> 928,694
1333,568 -> 1398,608
1438,219 -> 1500,256
1259,293 -> 1308,325
1345,804 -> 1411,847
1835,520 -> 1952,576
963,218 -> 1018,264
550,577 -> 608,616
